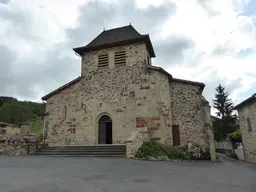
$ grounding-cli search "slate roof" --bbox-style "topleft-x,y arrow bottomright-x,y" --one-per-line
234,93 -> 256,110
73,25 -> 156,57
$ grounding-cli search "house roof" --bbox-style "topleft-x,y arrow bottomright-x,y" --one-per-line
147,66 -> 205,90
172,78 -> 205,90
0,122 -> 8,126
0,122 -> 20,128
42,77 -> 81,100
201,95 -> 210,105
234,93 -> 256,110
73,25 -> 156,58
19,120 -> 29,126
147,66 -> 173,82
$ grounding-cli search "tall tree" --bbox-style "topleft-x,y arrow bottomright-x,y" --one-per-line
212,84 -> 237,141
212,84 -> 235,121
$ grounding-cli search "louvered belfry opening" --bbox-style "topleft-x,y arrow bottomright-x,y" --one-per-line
98,53 -> 109,68
115,50 -> 126,65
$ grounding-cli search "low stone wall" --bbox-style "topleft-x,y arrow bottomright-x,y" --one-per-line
0,143 -> 40,156
0,144 -> 27,156
244,141 -> 256,163
125,128 -> 150,158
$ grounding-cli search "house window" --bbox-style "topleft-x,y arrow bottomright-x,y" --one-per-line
98,53 -> 109,68
247,117 -> 252,132
114,50 -> 126,66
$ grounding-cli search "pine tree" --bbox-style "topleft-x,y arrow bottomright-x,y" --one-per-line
212,84 -> 237,141
212,84 -> 235,121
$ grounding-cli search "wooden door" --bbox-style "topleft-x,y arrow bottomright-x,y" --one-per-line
98,122 -> 106,144
172,125 -> 180,146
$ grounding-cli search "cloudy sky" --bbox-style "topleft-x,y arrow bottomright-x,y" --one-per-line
0,0 -> 256,109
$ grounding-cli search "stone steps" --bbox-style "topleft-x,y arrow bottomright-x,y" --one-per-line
31,144 -> 126,157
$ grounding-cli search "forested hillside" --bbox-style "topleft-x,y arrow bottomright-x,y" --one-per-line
0,96 -> 45,125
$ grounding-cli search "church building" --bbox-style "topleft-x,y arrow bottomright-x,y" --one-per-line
42,25 -> 213,155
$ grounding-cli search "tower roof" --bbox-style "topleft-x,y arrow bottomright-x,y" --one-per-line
73,25 -> 156,57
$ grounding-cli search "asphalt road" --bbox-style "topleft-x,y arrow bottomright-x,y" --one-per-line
0,155 -> 255,192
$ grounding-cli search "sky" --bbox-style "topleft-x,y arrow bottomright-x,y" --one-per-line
0,0 -> 256,111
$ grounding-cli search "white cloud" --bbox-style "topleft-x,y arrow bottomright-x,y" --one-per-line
158,0 -> 256,106
0,0 -> 255,110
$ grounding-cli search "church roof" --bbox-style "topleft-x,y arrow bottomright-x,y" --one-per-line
41,77 -> 81,100
147,66 -> 205,90
73,25 -> 156,57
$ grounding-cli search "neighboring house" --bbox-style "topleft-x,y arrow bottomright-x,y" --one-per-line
234,93 -> 256,163
0,122 -> 20,136
42,25 -> 213,151
19,120 -> 30,135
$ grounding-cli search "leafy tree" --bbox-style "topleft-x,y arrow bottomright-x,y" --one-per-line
26,116 -> 44,141
212,84 -> 238,141
0,96 -> 17,108
0,97 -> 45,125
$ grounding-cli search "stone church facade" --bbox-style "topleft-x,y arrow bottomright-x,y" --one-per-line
42,25 -> 212,151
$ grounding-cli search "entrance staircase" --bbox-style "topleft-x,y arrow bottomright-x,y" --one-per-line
31,144 -> 126,157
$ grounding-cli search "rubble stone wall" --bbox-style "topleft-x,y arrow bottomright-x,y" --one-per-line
237,101 -> 256,163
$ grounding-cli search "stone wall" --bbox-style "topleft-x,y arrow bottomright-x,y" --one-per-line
44,40 -> 211,150
126,128 -> 150,158
237,101 -> 256,163
200,97 -> 216,160
171,82 -> 208,149
45,43 -> 172,146
0,144 -> 27,156
6,124 -> 21,136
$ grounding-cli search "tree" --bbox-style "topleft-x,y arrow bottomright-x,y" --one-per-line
0,97 -> 45,125
0,96 -> 17,108
212,84 -> 238,141
26,116 -> 44,141
213,84 -> 236,121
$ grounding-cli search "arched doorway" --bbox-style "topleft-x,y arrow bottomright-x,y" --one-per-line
98,115 -> 112,144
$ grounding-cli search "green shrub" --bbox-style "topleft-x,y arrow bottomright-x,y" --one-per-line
189,150 -> 211,160
164,145 -> 189,159
135,141 -> 188,160
228,129 -> 242,143
225,151 -> 238,159
135,141 -> 165,159
36,133 -> 43,142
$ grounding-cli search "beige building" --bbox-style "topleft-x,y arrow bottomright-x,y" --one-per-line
234,94 -> 256,163
0,122 -> 21,136
42,25 -> 213,154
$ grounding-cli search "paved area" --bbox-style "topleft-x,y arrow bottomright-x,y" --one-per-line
0,155 -> 255,192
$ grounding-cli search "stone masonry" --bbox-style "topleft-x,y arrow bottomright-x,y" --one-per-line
42,25 -> 212,152
235,95 -> 256,163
